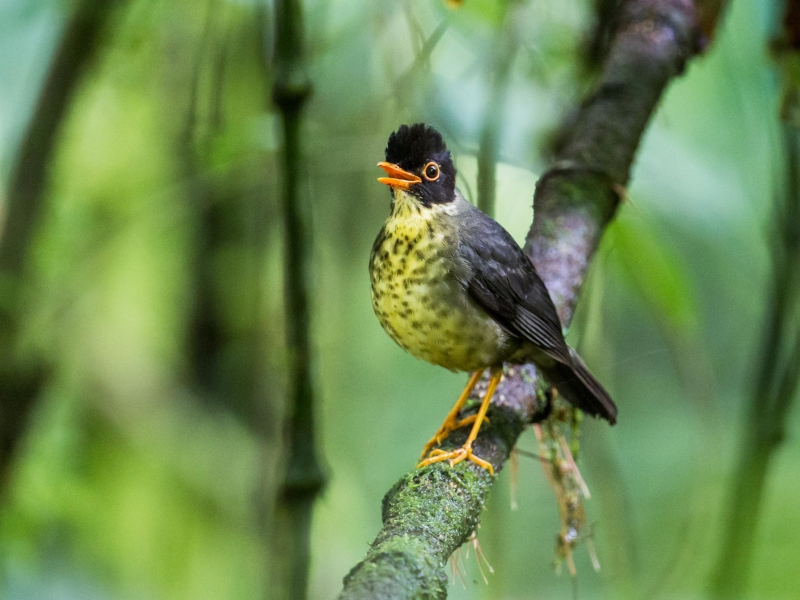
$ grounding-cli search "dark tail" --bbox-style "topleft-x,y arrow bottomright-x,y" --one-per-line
538,348 -> 617,425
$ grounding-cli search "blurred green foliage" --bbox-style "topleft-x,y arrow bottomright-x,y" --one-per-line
0,0 -> 798,599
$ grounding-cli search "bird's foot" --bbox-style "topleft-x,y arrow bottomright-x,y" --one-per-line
418,414 -> 488,459
416,443 -> 494,475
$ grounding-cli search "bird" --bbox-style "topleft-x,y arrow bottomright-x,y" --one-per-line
370,123 -> 617,474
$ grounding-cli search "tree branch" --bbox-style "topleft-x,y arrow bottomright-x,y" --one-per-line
0,0 -> 124,489
528,0 -> 701,320
339,1 -> 707,597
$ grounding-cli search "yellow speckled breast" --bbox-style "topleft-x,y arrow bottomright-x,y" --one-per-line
369,192 -> 510,372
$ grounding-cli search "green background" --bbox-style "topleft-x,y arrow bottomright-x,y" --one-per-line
0,0 -> 797,598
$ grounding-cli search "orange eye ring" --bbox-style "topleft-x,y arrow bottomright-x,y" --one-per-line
423,162 -> 440,181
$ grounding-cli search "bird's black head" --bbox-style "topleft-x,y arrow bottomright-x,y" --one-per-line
377,124 -> 456,206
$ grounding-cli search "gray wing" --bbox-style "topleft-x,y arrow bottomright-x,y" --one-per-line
455,202 -> 571,364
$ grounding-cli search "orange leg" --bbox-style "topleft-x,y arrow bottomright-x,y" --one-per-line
419,370 -> 484,460
417,370 -> 501,475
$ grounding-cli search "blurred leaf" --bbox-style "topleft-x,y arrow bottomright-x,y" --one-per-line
607,209 -> 700,335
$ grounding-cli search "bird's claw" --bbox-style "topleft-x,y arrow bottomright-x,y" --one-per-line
418,414 -> 489,459
416,443 -> 494,475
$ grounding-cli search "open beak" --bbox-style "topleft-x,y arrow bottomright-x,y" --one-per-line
377,162 -> 422,189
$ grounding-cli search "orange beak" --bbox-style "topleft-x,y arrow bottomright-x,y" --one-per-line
377,162 -> 422,189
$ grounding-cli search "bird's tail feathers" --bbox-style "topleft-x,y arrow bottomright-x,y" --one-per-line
538,348 -> 618,425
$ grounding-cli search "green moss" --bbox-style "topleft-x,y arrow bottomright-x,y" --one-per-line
340,458 -> 495,599
340,535 -> 447,599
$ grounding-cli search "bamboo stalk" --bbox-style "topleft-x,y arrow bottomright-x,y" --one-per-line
270,0 -> 326,596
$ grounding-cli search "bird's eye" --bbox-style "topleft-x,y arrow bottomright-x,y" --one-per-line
423,162 -> 440,181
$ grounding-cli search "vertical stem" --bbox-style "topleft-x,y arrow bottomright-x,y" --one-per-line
179,7 -> 275,430
476,0 -> 520,217
0,0 -> 123,488
271,0 -> 325,596
709,117 -> 800,598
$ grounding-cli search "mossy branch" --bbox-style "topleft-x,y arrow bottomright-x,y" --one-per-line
339,1 -> 710,598
340,367 -> 541,599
